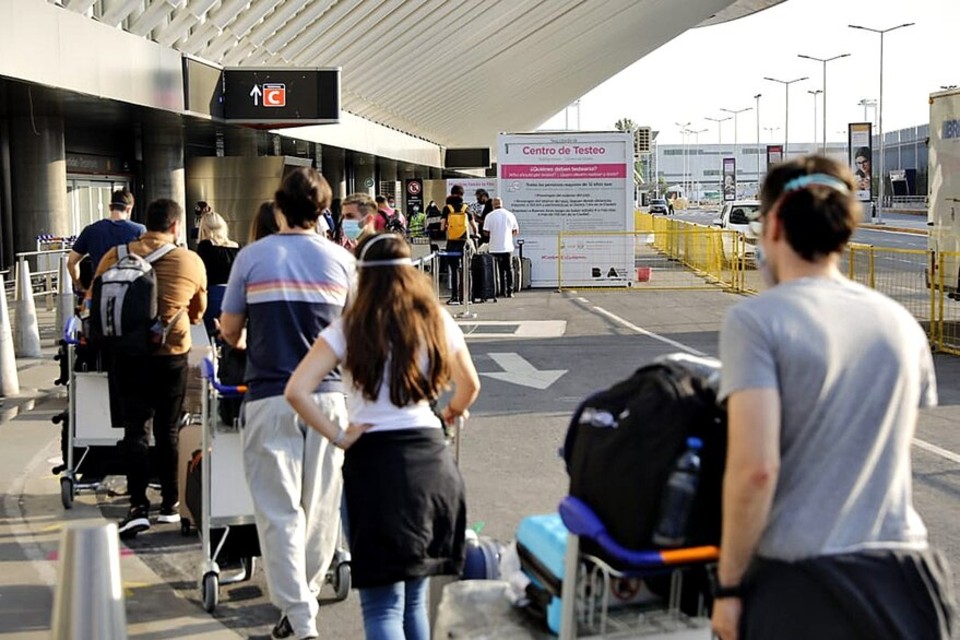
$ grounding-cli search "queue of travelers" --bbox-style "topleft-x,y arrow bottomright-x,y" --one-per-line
63,154 -> 956,640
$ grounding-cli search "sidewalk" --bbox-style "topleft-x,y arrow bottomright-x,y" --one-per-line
0,313 -> 242,638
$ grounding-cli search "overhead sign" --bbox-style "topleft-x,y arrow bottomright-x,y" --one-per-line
222,67 -> 340,126
499,132 -> 634,288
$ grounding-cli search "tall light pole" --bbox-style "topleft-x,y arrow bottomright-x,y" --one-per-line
849,22 -> 914,225
675,122 -> 691,198
797,53 -> 851,153
754,94 -> 762,193
764,76 -> 808,157
858,97 -> 877,124
688,127 -> 708,204
807,89 -> 823,150
763,126 -> 781,143
705,115 -> 732,145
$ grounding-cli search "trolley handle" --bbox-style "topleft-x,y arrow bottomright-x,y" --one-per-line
201,357 -> 248,397
62,315 -> 80,345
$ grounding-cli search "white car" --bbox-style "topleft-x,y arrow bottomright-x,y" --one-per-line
713,200 -> 761,264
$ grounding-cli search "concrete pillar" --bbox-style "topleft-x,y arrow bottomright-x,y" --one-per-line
379,158 -> 399,195
223,126 -> 260,156
9,85 -> 69,255
141,114 -> 186,237
321,145 -> 346,200
354,155 -> 376,196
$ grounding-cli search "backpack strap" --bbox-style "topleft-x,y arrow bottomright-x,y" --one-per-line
143,243 -> 176,264
117,244 -> 129,260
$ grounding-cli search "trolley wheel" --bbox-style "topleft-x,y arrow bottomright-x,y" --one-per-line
332,562 -> 351,602
60,477 -> 74,510
180,519 -> 191,537
241,556 -> 256,582
201,572 -> 219,612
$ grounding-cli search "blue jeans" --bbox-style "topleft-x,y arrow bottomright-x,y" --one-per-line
358,577 -> 429,640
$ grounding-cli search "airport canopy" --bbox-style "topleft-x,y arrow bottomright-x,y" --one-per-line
56,0 -> 783,149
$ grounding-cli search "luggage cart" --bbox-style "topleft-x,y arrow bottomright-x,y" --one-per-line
557,495 -> 717,639
196,358 -> 351,612
57,316 -> 129,509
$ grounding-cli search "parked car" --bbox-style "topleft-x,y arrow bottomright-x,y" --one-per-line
649,198 -> 670,215
713,200 -> 761,264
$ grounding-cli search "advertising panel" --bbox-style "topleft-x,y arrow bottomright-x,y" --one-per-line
849,122 -> 873,202
497,132 -> 634,288
722,157 -> 737,201
766,145 -> 783,171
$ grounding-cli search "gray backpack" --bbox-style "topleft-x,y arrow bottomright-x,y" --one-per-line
88,243 -> 180,355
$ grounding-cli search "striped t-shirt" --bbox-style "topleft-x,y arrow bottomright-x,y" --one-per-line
222,232 -> 355,401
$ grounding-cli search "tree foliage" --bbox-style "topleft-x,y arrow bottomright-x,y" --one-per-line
614,118 -> 638,133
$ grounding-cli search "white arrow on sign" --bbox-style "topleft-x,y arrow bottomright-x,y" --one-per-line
481,352 -> 567,390
250,84 -> 262,106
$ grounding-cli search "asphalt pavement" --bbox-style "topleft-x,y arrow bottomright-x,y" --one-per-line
2,280 -> 960,638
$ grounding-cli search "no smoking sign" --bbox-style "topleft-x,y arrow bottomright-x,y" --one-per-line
407,181 -> 422,196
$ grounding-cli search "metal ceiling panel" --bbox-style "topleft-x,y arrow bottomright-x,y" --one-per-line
50,0 -> 782,149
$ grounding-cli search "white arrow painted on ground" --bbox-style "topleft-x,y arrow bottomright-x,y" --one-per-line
250,84 -> 262,106
481,352 -> 567,390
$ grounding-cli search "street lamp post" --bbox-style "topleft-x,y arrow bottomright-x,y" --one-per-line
763,76 -> 808,157
807,89 -> 823,150
858,98 -> 877,124
754,93 -> 762,194
721,106 -> 753,195
705,115 -> 732,145
797,53 -> 851,154
675,121 -> 691,199
849,22 -> 915,225
763,126 -> 781,143
688,127 -> 708,204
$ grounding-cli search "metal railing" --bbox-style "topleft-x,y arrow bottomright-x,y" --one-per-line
13,248 -> 72,305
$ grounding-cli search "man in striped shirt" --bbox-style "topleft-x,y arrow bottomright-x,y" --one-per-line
221,168 -> 355,640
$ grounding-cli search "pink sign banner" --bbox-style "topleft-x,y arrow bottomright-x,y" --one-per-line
500,164 -> 627,179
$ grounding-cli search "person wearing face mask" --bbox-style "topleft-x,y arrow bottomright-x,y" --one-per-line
712,155 -> 956,640
337,193 -> 377,252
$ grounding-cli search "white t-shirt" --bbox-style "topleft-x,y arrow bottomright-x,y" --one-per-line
319,309 -> 467,432
483,208 -> 519,253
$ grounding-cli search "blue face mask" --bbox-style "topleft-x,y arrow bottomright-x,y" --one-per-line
342,219 -> 362,241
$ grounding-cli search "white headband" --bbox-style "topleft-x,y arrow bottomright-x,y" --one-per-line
357,233 -> 411,268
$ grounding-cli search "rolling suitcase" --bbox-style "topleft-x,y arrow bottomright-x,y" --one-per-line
470,253 -> 498,302
512,256 -> 532,292
516,513 -> 566,634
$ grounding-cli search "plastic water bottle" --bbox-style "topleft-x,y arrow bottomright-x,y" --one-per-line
652,437 -> 703,547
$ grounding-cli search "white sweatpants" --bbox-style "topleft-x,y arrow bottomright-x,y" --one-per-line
241,392 -> 345,639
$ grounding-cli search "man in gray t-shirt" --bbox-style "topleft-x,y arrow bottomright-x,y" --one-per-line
712,157 -> 955,640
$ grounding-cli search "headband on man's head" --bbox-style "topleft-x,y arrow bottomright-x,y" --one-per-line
782,173 -> 850,195
357,233 -> 412,268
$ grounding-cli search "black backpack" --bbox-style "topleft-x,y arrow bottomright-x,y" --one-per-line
379,210 -> 406,235
87,243 -> 179,356
562,353 -> 726,554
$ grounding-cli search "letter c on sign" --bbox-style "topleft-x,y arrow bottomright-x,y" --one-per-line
263,83 -> 286,108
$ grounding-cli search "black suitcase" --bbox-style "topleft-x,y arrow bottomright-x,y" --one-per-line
512,256 -> 532,292
470,253 -> 498,302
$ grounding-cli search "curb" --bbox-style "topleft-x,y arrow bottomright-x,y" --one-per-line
859,223 -> 927,236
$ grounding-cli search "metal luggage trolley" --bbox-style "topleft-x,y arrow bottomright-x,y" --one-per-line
57,316 -> 127,508
557,496 -> 718,639
196,357 -> 351,612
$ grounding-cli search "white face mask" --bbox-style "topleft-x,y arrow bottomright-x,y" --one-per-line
342,219 -> 362,241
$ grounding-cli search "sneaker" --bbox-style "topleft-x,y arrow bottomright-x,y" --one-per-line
271,615 -> 317,640
118,505 -> 150,539
446,298 -> 462,306
157,502 -> 181,524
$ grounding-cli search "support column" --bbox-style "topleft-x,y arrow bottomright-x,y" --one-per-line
379,158 -> 399,196
321,145 -> 346,200
9,85 -> 68,255
141,113 -> 186,238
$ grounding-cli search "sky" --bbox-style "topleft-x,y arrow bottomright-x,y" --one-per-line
538,0 -> 959,146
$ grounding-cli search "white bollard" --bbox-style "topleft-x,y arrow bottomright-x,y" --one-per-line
14,260 -> 41,357
55,254 -> 74,342
0,274 -> 20,396
51,523 -> 128,640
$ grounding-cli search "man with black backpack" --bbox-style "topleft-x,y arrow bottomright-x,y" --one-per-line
89,199 -> 207,539
374,195 -> 406,235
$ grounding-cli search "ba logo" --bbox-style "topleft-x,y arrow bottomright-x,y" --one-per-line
943,119 -> 960,140
263,83 -> 286,108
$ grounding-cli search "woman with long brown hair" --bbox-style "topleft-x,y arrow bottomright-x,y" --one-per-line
285,233 -> 480,640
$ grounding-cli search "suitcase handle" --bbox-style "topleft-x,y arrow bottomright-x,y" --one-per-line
201,357 -> 248,397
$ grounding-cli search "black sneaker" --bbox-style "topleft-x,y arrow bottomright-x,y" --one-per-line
272,616 -> 294,639
157,502 -> 181,524
446,298 -> 462,306
118,505 -> 150,539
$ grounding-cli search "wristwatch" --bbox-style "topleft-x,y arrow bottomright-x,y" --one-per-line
711,581 -> 743,599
